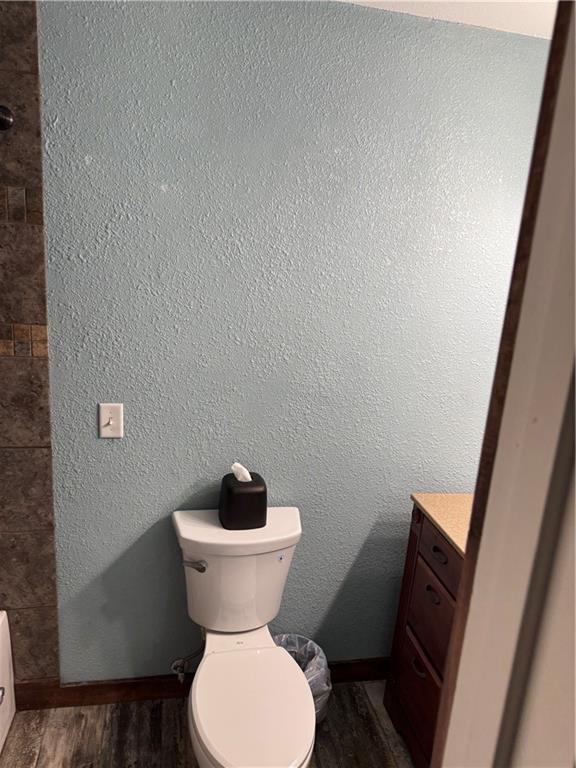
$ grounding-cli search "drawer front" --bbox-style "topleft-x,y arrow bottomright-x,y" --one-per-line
408,555 -> 455,676
420,517 -> 463,597
396,627 -> 441,761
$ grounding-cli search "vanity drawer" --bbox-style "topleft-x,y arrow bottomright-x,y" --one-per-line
419,517 -> 462,597
396,627 -> 441,761
408,555 -> 455,675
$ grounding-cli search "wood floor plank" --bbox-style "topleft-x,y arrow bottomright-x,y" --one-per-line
1,683 -> 412,767
312,692 -> 352,767
100,701 -> 140,768
363,682 -> 413,768
65,705 -> 109,768
35,707 -> 85,768
133,700 -> 163,768
0,709 -> 49,768
160,698 -> 197,768
313,683 -> 407,768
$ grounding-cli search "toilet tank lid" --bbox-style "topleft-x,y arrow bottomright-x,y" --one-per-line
172,507 -> 301,556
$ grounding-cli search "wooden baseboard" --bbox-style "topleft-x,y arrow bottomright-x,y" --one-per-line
329,656 -> 389,684
14,674 -> 191,710
15,656 -> 388,710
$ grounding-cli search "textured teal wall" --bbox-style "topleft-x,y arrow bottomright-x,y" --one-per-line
38,2 -> 547,683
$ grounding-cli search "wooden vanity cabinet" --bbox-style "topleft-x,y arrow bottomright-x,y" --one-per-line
385,503 -> 464,768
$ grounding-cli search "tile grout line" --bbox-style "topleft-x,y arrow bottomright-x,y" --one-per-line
0,445 -> 52,449
2,605 -> 58,611
0,529 -> 56,533
0,443 -> 53,456
0,68 -> 39,76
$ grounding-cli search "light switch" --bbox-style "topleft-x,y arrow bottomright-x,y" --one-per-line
98,403 -> 124,438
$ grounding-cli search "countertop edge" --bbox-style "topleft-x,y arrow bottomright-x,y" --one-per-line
410,492 -> 473,556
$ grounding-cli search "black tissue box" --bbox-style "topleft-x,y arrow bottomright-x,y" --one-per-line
218,472 -> 267,530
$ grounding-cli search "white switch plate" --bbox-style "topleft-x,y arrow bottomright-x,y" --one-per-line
98,403 -> 124,438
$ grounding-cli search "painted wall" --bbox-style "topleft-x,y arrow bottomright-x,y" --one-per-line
37,1 -> 547,683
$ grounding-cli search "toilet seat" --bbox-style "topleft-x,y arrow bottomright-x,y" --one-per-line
190,646 -> 316,768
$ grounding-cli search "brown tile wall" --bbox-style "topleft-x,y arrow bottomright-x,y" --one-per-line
0,323 -> 48,357
0,1 -> 59,682
1,187 -> 44,224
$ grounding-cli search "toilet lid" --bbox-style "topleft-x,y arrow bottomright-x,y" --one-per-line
191,647 -> 316,768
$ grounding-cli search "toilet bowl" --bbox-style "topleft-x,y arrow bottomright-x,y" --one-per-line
173,507 -> 316,768
188,627 -> 315,768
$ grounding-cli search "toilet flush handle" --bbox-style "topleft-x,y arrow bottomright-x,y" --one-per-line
183,559 -> 207,573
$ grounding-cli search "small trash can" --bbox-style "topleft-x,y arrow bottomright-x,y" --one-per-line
273,634 -> 332,722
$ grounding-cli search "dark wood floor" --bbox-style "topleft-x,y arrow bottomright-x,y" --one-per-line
0,682 -> 412,768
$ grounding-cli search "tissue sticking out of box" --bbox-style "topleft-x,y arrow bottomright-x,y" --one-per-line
231,462 -> 252,482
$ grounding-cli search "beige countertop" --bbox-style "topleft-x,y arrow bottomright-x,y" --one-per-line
410,492 -> 473,556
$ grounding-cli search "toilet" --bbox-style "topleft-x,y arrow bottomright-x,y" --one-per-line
173,506 -> 316,768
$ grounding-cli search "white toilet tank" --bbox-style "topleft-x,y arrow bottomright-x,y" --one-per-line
173,507 -> 301,633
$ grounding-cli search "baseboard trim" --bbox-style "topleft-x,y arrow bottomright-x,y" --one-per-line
329,656 -> 389,684
15,656 -> 388,710
15,674 -> 190,710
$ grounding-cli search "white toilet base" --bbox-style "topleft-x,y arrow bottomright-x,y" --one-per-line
189,713 -> 217,768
